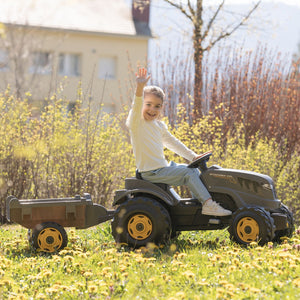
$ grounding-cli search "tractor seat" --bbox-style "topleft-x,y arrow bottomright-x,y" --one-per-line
135,169 -> 170,191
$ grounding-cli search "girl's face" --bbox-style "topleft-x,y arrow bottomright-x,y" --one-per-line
142,94 -> 163,121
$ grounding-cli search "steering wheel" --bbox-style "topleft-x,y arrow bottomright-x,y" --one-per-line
187,151 -> 212,169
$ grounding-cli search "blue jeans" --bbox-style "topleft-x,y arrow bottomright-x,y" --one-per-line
140,161 -> 211,204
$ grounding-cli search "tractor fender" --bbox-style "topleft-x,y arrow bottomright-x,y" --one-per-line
113,188 -> 177,207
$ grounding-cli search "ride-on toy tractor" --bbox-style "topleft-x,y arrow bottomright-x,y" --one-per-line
6,152 -> 294,252
112,152 -> 294,247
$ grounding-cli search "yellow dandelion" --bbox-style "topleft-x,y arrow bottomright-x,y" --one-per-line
292,278 -> 300,287
148,277 -> 156,283
249,287 -> 261,293
88,285 -> 98,293
102,267 -> 112,273
78,252 -> 87,258
273,260 -> 282,267
224,283 -> 236,292
242,263 -> 252,269
175,291 -> 186,298
219,280 -> 229,285
97,261 -> 104,267
63,255 -> 74,262
83,271 -> 93,278
228,265 -> 237,272
252,262 -> 262,270
274,280 -> 284,288
177,253 -> 187,259
255,246 -> 265,251
250,241 -> 258,247
100,291 -> 109,297
59,250 -> 69,256
42,270 -> 52,278
182,270 -> 195,279
146,257 -> 156,262
119,264 -> 127,272
76,282 -> 85,289
197,281 -> 209,286
147,263 -> 155,268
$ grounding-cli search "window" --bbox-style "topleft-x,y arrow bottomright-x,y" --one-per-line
59,53 -> 81,76
98,57 -> 116,79
29,51 -> 52,74
0,49 -> 9,72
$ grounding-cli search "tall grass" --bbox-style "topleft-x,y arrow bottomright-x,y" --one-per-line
151,44 -> 300,157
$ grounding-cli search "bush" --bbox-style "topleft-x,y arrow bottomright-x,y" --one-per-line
0,90 -> 135,219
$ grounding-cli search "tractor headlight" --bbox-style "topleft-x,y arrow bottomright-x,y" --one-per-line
262,183 -> 272,191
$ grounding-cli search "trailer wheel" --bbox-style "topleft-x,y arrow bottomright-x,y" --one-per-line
32,222 -> 68,253
111,197 -> 171,248
228,207 -> 275,246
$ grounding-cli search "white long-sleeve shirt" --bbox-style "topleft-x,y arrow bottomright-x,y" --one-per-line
126,96 -> 197,172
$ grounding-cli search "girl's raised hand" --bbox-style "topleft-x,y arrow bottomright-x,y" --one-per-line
136,67 -> 151,85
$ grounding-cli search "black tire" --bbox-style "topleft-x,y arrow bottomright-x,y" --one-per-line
31,222 -> 68,253
228,206 -> 275,246
273,204 -> 295,242
111,197 -> 171,248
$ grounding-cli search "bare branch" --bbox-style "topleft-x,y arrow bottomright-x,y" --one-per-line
163,0 -> 194,22
203,1 -> 261,52
202,0 -> 225,40
187,0 -> 195,17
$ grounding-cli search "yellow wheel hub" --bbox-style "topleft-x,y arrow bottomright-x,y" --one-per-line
128,214 -> 153,240
237,217 -> 260,243
37,227 -> 63,252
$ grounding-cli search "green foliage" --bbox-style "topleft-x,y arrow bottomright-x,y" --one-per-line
0,224 -> 300,299
277,154 -> 300,222
0,90 -> 135,211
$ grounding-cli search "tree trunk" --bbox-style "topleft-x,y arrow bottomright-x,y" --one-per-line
193,0 -> 203,119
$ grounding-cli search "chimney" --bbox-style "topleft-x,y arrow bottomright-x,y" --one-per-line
132,0 -> 150,24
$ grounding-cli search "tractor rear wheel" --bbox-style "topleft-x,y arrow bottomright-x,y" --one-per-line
32,222 -> 68,253
228,207 -> 275,246
111,197 -> 171,248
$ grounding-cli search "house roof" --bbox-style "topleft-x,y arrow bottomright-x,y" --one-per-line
0,0 -> 151,38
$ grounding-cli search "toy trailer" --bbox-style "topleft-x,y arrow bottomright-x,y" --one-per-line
6,194 -> 114,252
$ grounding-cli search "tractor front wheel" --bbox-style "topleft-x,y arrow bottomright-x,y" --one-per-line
273,204 -> 295,242
228,207 -> 275,246
31,222 -> 68,253
111,197 -> 171,248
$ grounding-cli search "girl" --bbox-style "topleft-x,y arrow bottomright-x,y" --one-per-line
126,68 -> 231,216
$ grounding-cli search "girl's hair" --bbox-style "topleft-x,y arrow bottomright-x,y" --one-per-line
143,85 -> 165,102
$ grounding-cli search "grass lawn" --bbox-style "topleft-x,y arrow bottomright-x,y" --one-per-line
0,223 -> 299,299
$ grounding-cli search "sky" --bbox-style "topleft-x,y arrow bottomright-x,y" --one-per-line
147,0 -> 300,58
209,0 -> 300,6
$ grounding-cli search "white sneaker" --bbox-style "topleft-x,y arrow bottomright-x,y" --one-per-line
202,199 -> 232,216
